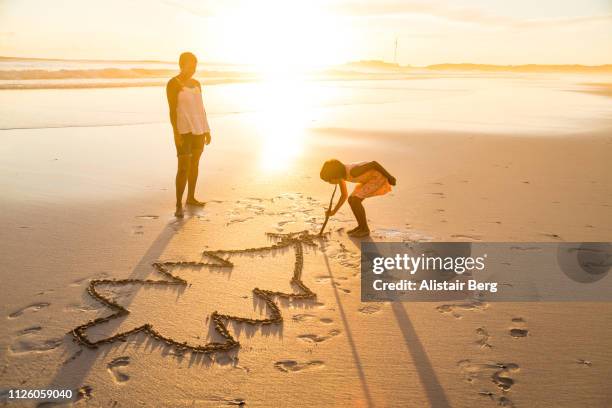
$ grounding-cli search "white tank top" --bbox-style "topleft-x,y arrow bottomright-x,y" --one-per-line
175,79 -> 210,135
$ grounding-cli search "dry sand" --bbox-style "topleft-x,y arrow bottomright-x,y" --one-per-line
1,78 -> 611,407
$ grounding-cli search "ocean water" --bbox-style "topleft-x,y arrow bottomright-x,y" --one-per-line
0,57 -> 250,89
0,58 -> 610,134
0,58 -> 176,71
1,78 -> 611,135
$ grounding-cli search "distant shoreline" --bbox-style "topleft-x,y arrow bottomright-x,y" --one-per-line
2,55 -> 611,73
1,56 -> 611,91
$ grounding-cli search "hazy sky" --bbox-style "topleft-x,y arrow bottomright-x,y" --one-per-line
1,0 -> 611,66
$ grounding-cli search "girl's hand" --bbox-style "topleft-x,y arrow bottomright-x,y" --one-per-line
204,133 -> 211,145
325,208 -> 336,217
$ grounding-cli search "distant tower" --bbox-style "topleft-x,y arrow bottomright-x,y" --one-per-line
393,36 -> 398,64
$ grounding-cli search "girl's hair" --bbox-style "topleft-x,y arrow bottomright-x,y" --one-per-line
179,52 -> 197,67
320,159 -> 346,182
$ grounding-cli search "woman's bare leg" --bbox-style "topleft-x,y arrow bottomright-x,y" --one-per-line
186,149 -> 205,206
175,155 -> 191,217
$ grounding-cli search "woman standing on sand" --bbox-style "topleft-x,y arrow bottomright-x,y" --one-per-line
166,52 -> 211,218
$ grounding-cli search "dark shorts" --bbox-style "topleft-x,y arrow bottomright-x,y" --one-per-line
175,133 -> 205,157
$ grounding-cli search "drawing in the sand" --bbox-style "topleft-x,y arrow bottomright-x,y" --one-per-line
71,231 -> 322,354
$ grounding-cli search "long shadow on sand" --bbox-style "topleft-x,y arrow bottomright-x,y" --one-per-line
320,240 -> 375,408
346,238 -> 451,408
44,219 -> 185,396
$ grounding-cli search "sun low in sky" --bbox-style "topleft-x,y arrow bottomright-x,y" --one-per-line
1,0 -> 611,68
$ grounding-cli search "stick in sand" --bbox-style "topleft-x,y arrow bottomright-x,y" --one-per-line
319,184 -> 338,236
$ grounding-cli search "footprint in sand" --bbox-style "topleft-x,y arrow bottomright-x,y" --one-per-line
274,360 -> 324,372
212,354 -> 236,366
510,246 -> 542,252
450,234 -> 482,241
509,318 -> 529,338
292,314 -> 333,324
226,216 -> 254,225
475,327 -> 492,349
323,242 -> 358,261
10,337 -> 63,354
497,396 -> 515,407
358,305 -> 381,314
64,302 -> 99,313
458,359 -> 520,392
107,356 -> 131,383
16,326 -> 42,336
491,364 -> 520,391
297,329 -> 341,344
297,334 -> 328,343
76,385 -> 93,401
315,275 -> 331,283
292,314 -> 317,322
8,302 -> 50,319
436,301 -> 488,318
479,392 -> 515,407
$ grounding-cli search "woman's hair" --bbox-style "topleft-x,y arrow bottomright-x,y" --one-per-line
179,52 -> 197,67
320,159 -> 346,182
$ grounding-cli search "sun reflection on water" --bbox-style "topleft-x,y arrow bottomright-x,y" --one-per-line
251,75 -> 318,172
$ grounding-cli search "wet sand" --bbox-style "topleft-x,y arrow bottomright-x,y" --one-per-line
1,77 -> 611,406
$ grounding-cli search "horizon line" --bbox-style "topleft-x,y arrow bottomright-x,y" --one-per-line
1,55 -> 611,69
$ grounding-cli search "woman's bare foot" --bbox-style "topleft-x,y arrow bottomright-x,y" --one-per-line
186,198 -> 206,207
174,205 -> 184,218
348,228 -> 370,238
